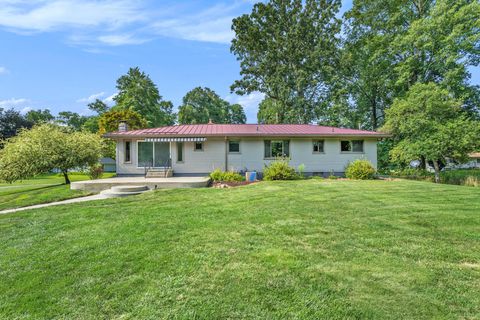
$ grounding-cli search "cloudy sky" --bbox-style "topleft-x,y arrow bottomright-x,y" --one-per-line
0,0 -> 478,123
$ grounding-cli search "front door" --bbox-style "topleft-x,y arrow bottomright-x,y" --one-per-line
154,142 -> 170,167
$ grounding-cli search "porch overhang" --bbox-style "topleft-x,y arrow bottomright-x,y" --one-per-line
144,137 -> 207,142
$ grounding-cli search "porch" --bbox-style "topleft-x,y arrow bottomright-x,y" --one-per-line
71,176 -> 211,193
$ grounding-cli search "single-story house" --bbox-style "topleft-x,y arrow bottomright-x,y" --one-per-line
104,123 -> 389,177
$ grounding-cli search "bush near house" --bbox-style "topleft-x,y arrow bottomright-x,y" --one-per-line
263,159 -> 298,181
209,169 -> 244,182
389,168 -> 480,187
345,159 -> 376,180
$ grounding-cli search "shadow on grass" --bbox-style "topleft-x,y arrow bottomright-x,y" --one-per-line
0,184 -> 64,197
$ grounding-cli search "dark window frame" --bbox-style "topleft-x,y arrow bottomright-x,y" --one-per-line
228,140 -> 241,153
340,140 -> 364,153
124,140 -> 131,163
177,142 -> 184,162
313,140 -> 325,153
264,140 -> 290,158
194,141 -> 204,152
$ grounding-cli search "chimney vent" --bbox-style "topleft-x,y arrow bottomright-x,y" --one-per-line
118,121 -> 128,132
208,119 -> 214,125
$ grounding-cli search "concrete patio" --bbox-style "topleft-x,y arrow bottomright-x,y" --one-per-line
71,176 -> 211,193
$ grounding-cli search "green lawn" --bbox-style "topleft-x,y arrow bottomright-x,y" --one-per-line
0,173 -> 115,211
0,179 -> 479,319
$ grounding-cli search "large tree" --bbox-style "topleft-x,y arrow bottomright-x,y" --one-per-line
114,67 -> 175,127
0,108 -> 33,141
0,124 -> 102,184
177,87 -> 246,124
340,0 -> 480,129
231,0 -> 341,124
382,83 -> 480,182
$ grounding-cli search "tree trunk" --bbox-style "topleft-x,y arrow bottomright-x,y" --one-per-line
420,156 -> 427,170
62,171 -> 71,185
432,160 -> 440,183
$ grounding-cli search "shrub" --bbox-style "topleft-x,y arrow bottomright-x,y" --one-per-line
345,159 -> 376,180
87,164 -> 104,180
263,159 -> 298,181
209,169 -> 243,182
440,169 -> 480,186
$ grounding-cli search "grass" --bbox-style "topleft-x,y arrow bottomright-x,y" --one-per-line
0,173 -> 115,211
0,179 -> 479,319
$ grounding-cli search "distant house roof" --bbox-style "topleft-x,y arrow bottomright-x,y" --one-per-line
469,152 -> 480,159
104,124 -> 390,138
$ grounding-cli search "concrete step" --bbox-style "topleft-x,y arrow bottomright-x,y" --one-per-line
111,185 -> 149,193
146,169 -> 173,178
100,185 -> 150,198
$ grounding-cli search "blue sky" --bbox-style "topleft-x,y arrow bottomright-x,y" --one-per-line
0,0 -> 478,123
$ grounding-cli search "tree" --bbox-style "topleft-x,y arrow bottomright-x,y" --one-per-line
98,109 -> 148,135
382,83 -> 480,182
231,0 -> 341,123
57,111 -> 89,131
114,67 -> 175,127
340,0 -> 480,129
88,99 -> 109,115
0,124 -> 102,184
0,108 -> 33,141
25,109 -> 55,124
177,87 -> 246,124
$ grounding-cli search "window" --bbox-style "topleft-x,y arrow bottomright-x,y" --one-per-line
138,141 -> 153,166
137,141 -> 170,167
341,140 -> 364,152
264,140 -> 290,158
124,141 -> 131,162
228,140 -> 240,153
313,140 -> 324,153
177,142 -> 183,162
194,142 -> 203,151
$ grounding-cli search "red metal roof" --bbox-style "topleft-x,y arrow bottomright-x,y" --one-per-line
105,124 -> 389,138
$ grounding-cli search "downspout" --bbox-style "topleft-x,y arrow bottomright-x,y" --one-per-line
225,136 -> 228,171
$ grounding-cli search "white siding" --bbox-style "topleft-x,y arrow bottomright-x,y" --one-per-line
171,138 -> 226,174
227,138 -> 377,173
115,137 -> 378,175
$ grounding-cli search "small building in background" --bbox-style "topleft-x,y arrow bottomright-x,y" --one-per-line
100,157 -> 116,173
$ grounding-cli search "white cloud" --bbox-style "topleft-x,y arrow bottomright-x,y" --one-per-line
0,1 -> 145,32
225,92 -> 265,123
76,92 -> 105,103
0,97 -> 30,107
0,1 -> 250,46
97,34 -> 149,46
0,66 -> 8,74
21,106 -> 32,114
103,92 -> 117,105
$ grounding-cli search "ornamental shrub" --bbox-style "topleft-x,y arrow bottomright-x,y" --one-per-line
87,163 -> 104,180
263,159 -> 298,181
209,169 -> 243,182
345,159 -> 376,180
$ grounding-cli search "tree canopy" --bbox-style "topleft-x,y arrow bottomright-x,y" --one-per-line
337,0 -> 480,129
98,109 -> 148,135
0,108 -> 33,141
0,124 -> 102,184
231,0 -> 342,124
382,83 -> 480,181
177,87 -> 246,124
114,67 -> 175,127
